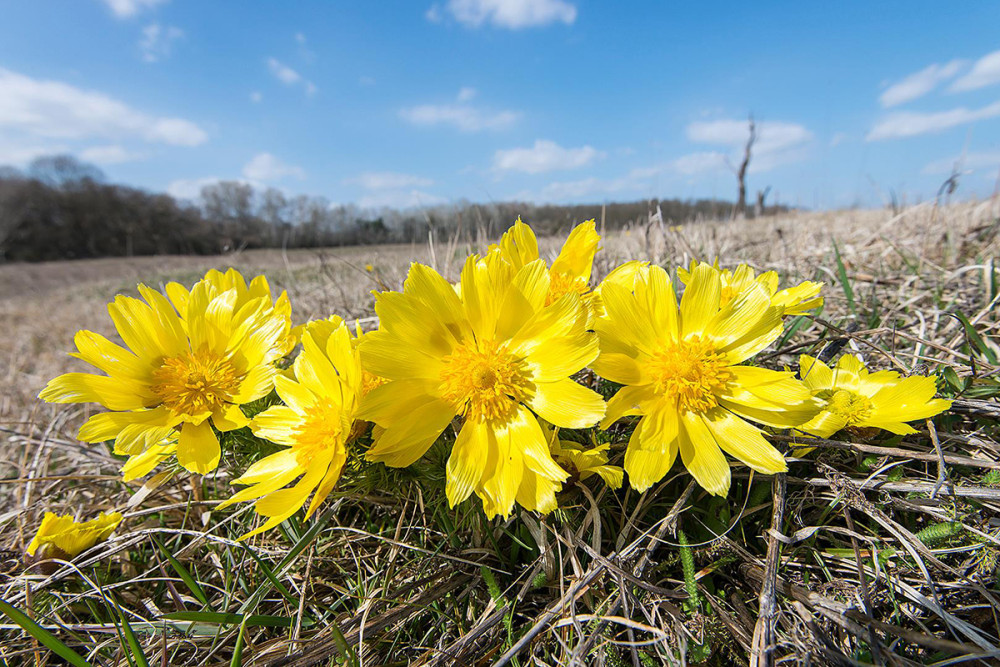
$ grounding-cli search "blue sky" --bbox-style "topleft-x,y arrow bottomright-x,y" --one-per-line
1,1 -> 999,210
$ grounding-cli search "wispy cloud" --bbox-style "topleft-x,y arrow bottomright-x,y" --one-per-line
250,91 -> 262,103
79,144 -> 145,165
99,0 -> 167,19
358,189 -> 446,209
139,24 -> 183,62
950,49 -> 1000,93
867,100 -> 1000,140
348,172 -> 434,190
0,67 -> 207,146
266,58 -> 317,95
493,139 -> 603,174
683,119 -> 812,172
430,0 -> 577,29
880,60 -> 966,107
922,150 -> 1000,175
242,152 -> 306,181
400,89 -> 519,132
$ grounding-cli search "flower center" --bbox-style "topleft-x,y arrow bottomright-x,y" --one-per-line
546,271 -> 590,306
292,400 -> 345,466
151,349 -> 243,416
647,336 -> 732,414
822,389 -> 873,424
440,341 -> 531,422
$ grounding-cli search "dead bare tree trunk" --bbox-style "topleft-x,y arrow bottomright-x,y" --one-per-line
730,115 -> 757,219
755,186 -> 771,218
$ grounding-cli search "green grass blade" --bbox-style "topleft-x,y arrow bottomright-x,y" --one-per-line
0,599 -> 93,667
113,600 -> 150,667
831,240 -> 855,314
953,311 -> 998,364
162,611 -> 312,628
153,536 -> 210,607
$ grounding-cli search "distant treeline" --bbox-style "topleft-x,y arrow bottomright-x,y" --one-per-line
0,155 -> 789,262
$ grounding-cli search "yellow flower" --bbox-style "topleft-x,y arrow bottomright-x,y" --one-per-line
679,260 -> 823,315
546,427 -> 623,490
594,263 -> 821,495
359,253 -> 606,518
492,217 -> 601,312
219,321 -> 363,539
40,270 -> 293,479
27,511 -> 123,559
798,353 -> 951,437
176,268 -> 299,354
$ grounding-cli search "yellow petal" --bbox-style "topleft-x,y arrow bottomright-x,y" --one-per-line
250,405 -> 302,445
446,418 -> 489,507
624,425 -> 677,493
71,330 -> 148,382
550,219 -> 599,282
176,420 -> 220,474
361,329 -> 444,380
798,354 -> 834,391
121,441 -> 176,482
306,450 -> 348,519
601,384 -> 655,428
702,408 -> 787,474
497,217 -> 539,270
679,263 -> 721,336
598,282 -> 657,353
525,331 -> 599,382
528,378 -> 605,429
40,372 -> 154,411
678,411 -> 731,496
365,397 -> 455,467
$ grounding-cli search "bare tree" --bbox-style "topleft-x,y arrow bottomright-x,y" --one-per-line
728,115 -> 757,219
755,185 -> 771,218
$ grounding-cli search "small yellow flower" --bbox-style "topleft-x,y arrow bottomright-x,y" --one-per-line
679,260 -> 823,315
359,252 -> 605,519
595,263 -> 821,495
798,353 -> 951,437
547,428 -> 623,490
365,263 -> 375,272
27,512 -> 123,559
40,269 -> 294,480
492,217 -> 601,313
219,321 -> 363,539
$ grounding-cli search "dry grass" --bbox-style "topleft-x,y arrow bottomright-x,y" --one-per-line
1,201 -> 999,665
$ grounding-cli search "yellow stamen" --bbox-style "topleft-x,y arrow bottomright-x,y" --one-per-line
291,400 -> 345,466
647,336 -> 732,414
440,341 -> 531,422
151,348 -> 242,415
823,389 -> 873,424
546,271 -> 590,306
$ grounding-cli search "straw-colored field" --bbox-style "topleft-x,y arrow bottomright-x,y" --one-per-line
1,201 -> 999,665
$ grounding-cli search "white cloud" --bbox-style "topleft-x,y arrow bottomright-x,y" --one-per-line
358,189 -> 446,209
139,24 -> 183,62
879,60 -> 966,107
359,76 -> 376,86
100,0 -> 166,18
437,0 -> 577,29
829,132 -> 849,147
670,151 -> 727,175
951,49 -> 1000,93
0,67 -> 207,146
267,58 -> 301,85
457,86 -> 477,102
400,100 -> 520,132
493,139 -> 603,174
295,32 -> 307,44
250,91 -> 262,103
242,152 -> 306,181
922,151 -> 1000,175
867,100 -> 1000,140
349,172 -> 434,190
684,119 -> 812,171
266,58 -> 317,96
0,140 -> 69,166
166,177 -> 223,200
79,144 -> 144,164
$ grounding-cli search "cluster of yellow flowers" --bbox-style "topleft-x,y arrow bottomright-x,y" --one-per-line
35,220 -> 951,552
